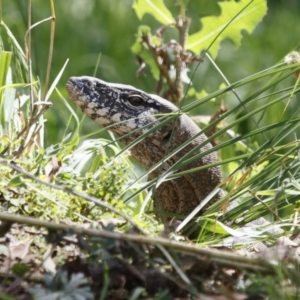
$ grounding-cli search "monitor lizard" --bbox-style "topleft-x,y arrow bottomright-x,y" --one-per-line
66,76 -> 223,218
66,77 -> 284,251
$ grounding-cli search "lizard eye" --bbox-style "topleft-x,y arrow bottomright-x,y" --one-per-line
127,95 -> 144,107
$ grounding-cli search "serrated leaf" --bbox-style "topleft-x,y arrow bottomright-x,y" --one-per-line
186,0 -> 267,57
133,0 -> 175,25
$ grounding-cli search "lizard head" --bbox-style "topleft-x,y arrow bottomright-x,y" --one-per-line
66,76 -> 179,138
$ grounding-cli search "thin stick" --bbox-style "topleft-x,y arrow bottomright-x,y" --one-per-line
0,211 -> 277,273
43,0 -> 56,101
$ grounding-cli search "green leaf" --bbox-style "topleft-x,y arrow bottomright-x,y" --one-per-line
0,51 -> 12,129
2,22 -> 28,83
132,0 -> 175,25
8,175 -> 24,187
197,218 -> 234,235
0,51 -> 12,88
186,0 -> 268,57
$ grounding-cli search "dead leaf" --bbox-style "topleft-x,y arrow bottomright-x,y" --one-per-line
9,239 -> 33,259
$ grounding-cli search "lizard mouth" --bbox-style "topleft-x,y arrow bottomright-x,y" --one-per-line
66,77 -> 84,101
66,78 -> 75,93
66,89 -> 77,104
66,77 -> 78,91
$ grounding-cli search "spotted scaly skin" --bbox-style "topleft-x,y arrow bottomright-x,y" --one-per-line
66,76 -> 222,217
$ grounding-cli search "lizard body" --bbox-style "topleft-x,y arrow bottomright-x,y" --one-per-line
66,76 -> 223,217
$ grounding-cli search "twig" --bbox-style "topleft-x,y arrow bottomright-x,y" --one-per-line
174,16 -> 190,103
43,0 -> 56,101
24,0 -> 33,111
142,33 -> 176,103
23,16 -> 53,153
0,211 -> 278,273
0,0 -> 2,28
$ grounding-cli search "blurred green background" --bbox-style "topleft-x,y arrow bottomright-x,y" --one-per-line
2,0 -> 300,146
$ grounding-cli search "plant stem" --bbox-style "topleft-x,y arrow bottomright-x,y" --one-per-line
175,16 -> 190,104
43,0 -> 56,101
